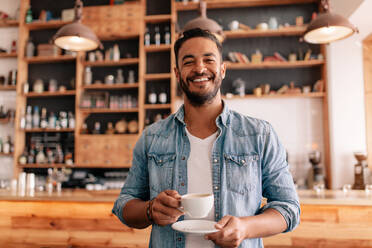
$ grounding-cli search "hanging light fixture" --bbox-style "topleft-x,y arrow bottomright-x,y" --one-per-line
182,1 -> 225,42
303,0 -> 358,44
53,0 -> 103,51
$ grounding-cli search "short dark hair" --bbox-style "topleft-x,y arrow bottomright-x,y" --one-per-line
174,28 -> 223,68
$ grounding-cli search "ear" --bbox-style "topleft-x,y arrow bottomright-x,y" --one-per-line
174,66 -> 180,83
220,61 -> 226,79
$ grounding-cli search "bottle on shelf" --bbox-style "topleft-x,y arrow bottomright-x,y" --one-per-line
28,143 -> 36,164
92,122 -> 101,134
23,81 -> 29,94
25,106 -> 32,129
48,112 -> 56,129
10,40 -> 17,53
32,106 -> 40,128
164,26 -> 171,45
40,107 -> 48,128
18,147 -> 28,165
68,112 -> 75,129
154,26 -> 161,45
127,70 -> 135,84
144,27 -> 151,46
81,122 -> 89,134
3,136 -> 12,154
158,88 -> 167,104
113,44 -> 120,61
25,38 -> 35,58
60,111 -> 68,129
55,144 -> 64,164
84,67 -> 93,85
46,148 -> 55,164
35,144 -> 46,164
148,88 -> 157,104
116,69 -> 124,84
106,122 -> 115,134
25,6 -> 33,23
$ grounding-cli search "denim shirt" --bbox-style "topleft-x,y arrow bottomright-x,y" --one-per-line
112,103 -> 300,248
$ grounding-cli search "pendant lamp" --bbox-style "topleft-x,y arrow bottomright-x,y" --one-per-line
53,0 -> 103,51
182,1 -> 225,42
303,0 -> 358,44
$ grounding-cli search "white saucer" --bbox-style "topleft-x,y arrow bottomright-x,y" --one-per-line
171,220 -> 219,235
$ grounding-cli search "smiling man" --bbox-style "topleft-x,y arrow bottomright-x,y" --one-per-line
113,28 -> 300,248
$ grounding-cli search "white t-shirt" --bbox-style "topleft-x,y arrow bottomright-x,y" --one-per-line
185,128 -> 218,248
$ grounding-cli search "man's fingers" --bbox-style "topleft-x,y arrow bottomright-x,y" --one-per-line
159,190 -> 181,208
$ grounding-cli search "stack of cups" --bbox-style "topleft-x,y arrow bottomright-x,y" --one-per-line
26,173 -> 35,197
18,172 -> 26,197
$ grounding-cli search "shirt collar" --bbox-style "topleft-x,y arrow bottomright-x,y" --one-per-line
174,100 -> 230,127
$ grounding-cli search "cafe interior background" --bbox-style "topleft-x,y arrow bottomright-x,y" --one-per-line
0,0 -> 371,247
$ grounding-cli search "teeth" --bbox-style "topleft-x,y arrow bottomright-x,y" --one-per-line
192,78 -> 209,82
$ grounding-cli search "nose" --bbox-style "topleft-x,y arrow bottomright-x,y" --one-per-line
192,59 -> 207,74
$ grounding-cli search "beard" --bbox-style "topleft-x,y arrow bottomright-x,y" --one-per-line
179,72 -> 223,107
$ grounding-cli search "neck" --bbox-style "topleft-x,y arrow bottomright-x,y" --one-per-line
184,93 -> 223,139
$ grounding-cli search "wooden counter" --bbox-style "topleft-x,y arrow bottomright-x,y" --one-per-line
0,189 -> 371,247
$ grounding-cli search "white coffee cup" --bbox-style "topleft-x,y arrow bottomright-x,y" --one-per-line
180,193 -> 214,218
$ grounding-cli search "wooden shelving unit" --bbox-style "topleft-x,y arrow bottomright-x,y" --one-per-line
0,53 -> 17,58
224,25 -> 307,38
0,152 -> 13,157
0,19 -> 19,27
23,128 -> 75,133
144,14 -> 172,23
83,83 -> 139,90
223,92 -> 325,99
25,55 -> 76,64
80,108 -> 139,113
17,163 -> 75,168
144,73 -> 172,80
25,90 -> 76,98
0,85 -> 17,91
225,60 -> 324,70
25,20 -> 72,30
82,58 -> 139,67
144,104 -> 171,109
144,44 -> 172,52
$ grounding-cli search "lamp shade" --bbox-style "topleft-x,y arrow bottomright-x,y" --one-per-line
182,1 -> 224,42
303,12 -> 358,44
53,22 -> 102,51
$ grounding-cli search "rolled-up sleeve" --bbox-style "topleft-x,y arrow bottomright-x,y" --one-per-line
258,122 -> 300,232
112,131 -> 150,226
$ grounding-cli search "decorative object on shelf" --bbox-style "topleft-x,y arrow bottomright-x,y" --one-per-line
352,152 -> 368,190
253,87 -> 262,97
37,44 -> 61,57
92,122 -> 101,134
228,20 -> 239,31
128,120 -> 139,134
277,84 -> 289,94
127,70 -> 135,84
8,69 -> 17,86
287,82 -> 301,94
232,78 -> 245,97
148,89 -> 157,104
268,17 -> 278,30
288,53 -> 297,62
84,67 -> 93,85
302,85 -> 311,94
158,90 -> 167,104
251,50 -> 262,64
105,75 -> 114,85
154,26 -> 161,45
10,40 -> 17,53
48,79 -> 58,92
296,16 -> 304,26
68,112 -> 75,128
115,119 -> 127,134
182,1 -> 224,42
304,49 -> 312,61
25,6 -> 33,23
61,8 -> 75,22
26,38 -> 35,57
260,84 -> 270,95
116,69 -> 124,84
256,22 -> 268,30
113,44 -> 120,61
88,52 -> 95,62
106,122 -> 115,134
144,27 -> 150,46
53,0 -> 103,51
307,150 -> 324,190
95,50 -> 104,61
164,26 -> 171,45
33,79 -> 44,93
303,0 -> 358,44
313,79 -> 324,92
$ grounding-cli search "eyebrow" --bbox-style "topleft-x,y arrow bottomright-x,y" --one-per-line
181,53 -> 217,62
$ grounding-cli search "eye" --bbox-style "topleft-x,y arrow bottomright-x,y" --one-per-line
205,58 -> 215,63
183,60 -> 193,65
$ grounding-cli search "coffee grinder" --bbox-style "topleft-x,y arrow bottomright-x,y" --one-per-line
353,152 -> 368,190
307,150 -> 324,189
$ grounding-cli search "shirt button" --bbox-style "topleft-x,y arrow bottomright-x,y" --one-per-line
182,156 -> 186,160
214,186 -> 219,190
215,213 -> 219,218
178,237 -> 182,241
181,182 -> 185,186
241,159 -> 246,164
213,159 -> 218,163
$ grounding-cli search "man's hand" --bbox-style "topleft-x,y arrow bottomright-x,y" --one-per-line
151,190 -> 184,226
204,215 -> 248,248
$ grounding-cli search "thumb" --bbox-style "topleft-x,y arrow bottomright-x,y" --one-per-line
215,215 -> 231,229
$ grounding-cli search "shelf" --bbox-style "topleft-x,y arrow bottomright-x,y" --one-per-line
144,104 -> 171,109
0,152 -> 13,157
83,58 -> 139,67
0,85 -> 16,91
18,163 -> 75,168
83,83 -> 139,90
175,0 -> 318,11
225,60 -> 324,70
80,108 -> 139,113
144,73 -> 172,81
223,92 -> 325,99
25,55 -> 76,64
0,117 -> 10,124
0,19 -> 19,27
144,14 -> 172,23
79,134 -> 138,138
25,90 -> 76,98
26,20 -> 72,30
99,34 -> 140,41
144,44 -> 172,52
23,128 -> 74,133
0,52 -> 17,58
224,25 -> 307,38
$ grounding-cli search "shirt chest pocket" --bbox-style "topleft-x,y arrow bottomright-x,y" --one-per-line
148,153 -> 176,195
224,154 -> 259,195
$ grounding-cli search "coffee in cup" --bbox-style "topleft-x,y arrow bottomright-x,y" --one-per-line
180,193 -> 214,218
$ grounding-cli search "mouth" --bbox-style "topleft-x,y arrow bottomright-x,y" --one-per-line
187,75 -> 213,85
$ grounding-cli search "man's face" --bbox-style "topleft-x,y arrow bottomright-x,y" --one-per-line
175,37 -> 226,106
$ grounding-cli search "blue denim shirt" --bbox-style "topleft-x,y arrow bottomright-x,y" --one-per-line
113,103 -> 300,248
